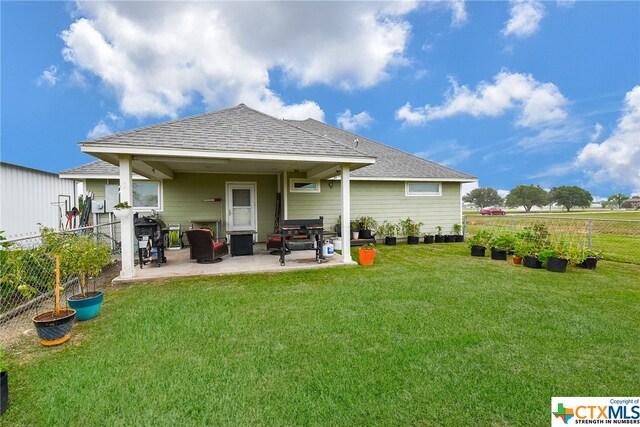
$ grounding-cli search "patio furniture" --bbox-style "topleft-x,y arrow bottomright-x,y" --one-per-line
228,230 -> 255,256
184,229 -> 229,263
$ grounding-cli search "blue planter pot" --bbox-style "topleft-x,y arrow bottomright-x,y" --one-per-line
32,308 -> 76,346
68,291 -> 104,321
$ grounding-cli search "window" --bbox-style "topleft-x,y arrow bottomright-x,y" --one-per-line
290,179 -> 321,193
132,181 -> 162,209
405,182 -> 441,196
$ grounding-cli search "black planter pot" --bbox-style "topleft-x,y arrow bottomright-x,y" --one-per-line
470,245 -> 486,257
546,256 -> 568,273
424,235 -> 435,244
407,236 -> 420,245
434,235 -> 445,243
384,236 -> 397,246
444,235 -> 455,243
523,256 -> 543,269
32,308 -> 76,346
579,257 -> 598,270
0,371 -> 7,416
490,247 -> 508,260
359,229 -> 373,239
455,235 -> 464,242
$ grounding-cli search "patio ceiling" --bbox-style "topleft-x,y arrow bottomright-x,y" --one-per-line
84,150 -> 374,181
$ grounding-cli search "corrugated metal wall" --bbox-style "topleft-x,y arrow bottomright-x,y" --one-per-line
0,162 -> 76,237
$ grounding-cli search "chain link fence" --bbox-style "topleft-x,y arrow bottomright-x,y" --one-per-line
1,222 -> 121,346
463,215 -> 640,265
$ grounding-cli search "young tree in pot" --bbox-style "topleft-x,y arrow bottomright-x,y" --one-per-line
519,241 -> 543,269
357,216 -> 378,240
453,224 -> 464,242
399,218 -> 423,245
378,221 -> 398,246
467,230 -> 493,256
434,226 -> 444,243
67,235 -> 114,320
570,247 -> 603,270
489,232 -> 516,261
540,241 -> 570,273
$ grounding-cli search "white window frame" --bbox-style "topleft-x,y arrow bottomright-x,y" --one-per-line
290,179 -> 321,193
132,180 -> 163,211
405,182 -> 441,197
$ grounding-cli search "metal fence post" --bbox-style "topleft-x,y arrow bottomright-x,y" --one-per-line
587,219 -> 593,248
463,215 -> 467,237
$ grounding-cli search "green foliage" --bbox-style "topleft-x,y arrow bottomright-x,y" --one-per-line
377,220 -> 398,237
113,201 -> 132,209
467,230 -> 493,248
398,218 -> 423,237
452,224 -> 462,235
489,232 -> 517,251
350,220 -> 361,232
360,243 -> 375,250
168,230 -> 181,247
549,186 -> 593,212
607,193 -> 629,209
505,185 -> 549,211
462,187 -> 503,209
357,216 -> 378,231
435,226 -> 443,236
0,347 -> 6,372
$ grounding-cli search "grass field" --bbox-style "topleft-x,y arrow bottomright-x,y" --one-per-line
464,209 -> 640,220
1,244 -> 638,426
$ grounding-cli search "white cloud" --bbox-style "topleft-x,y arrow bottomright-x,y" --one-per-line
60,1 -> 417,120
395,70 -> 568,128
576,86 -> 640,193
447,0 -> 468,27
556,0 -> 576,8
337,110 -> 374,132
516,123 -> 582,150
87,112 -> 124,139
589,123 -> 604,143
37,65 -> 58,86
502,0 -> 545,38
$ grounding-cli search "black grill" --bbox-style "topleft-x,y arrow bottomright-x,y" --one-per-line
134,215 -> 168,268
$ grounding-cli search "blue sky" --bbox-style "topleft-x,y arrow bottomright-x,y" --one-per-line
2,1 -> 639,199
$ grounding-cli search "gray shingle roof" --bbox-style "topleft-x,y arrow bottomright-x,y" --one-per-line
81,104 -> 369,158
60,160 -> 119,176
285,119 -> 477,180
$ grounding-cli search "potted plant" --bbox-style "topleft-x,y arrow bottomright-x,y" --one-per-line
399,218 -> 422,245
452,224 -> 464,242
0,347 -> 7,416
434,226 -> 444,243
467,230 -> 493,257
520,242 -> 543,269
423,232 -> 435,244
66,235 -> 114,320
542,241 -> 570,273
571,247 -> 603,270
358,243 -> 376,266
511,238 -> 525,264
377,221 -> 398,246
113,201 -> 132,219
489,232 -> 516,261
350,220 -> 361,240
357,216 -> 378,240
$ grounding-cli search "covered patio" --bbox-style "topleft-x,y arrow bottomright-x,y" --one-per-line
112,243 -> 352,284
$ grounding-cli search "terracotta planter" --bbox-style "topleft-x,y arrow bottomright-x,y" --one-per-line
470,245 -> 486,257
32,308 -> 76,346
512,255 -> 523,265
358,248 -> 375,266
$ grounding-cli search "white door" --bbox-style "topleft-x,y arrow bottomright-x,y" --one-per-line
226,183 -> 257,232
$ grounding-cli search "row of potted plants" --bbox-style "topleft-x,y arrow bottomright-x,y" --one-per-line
466,224 -> 602,272
1,226 -> 114,347
377,219 -> 464,245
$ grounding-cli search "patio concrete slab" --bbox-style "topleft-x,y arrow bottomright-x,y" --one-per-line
112,245 -> 354,284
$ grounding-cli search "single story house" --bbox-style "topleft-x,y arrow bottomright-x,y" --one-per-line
60,104 -> 476,278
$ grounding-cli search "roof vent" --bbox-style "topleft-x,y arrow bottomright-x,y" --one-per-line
354,138 -> 359,148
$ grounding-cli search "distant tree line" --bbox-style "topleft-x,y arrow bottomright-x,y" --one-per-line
462,185 -> 636,212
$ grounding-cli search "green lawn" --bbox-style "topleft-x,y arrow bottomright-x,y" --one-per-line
2,244 -> 639,426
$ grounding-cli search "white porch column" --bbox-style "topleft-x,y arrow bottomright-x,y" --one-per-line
340,164 -> 352,263
282,170 -> 288,220
118,154 -> 135,279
